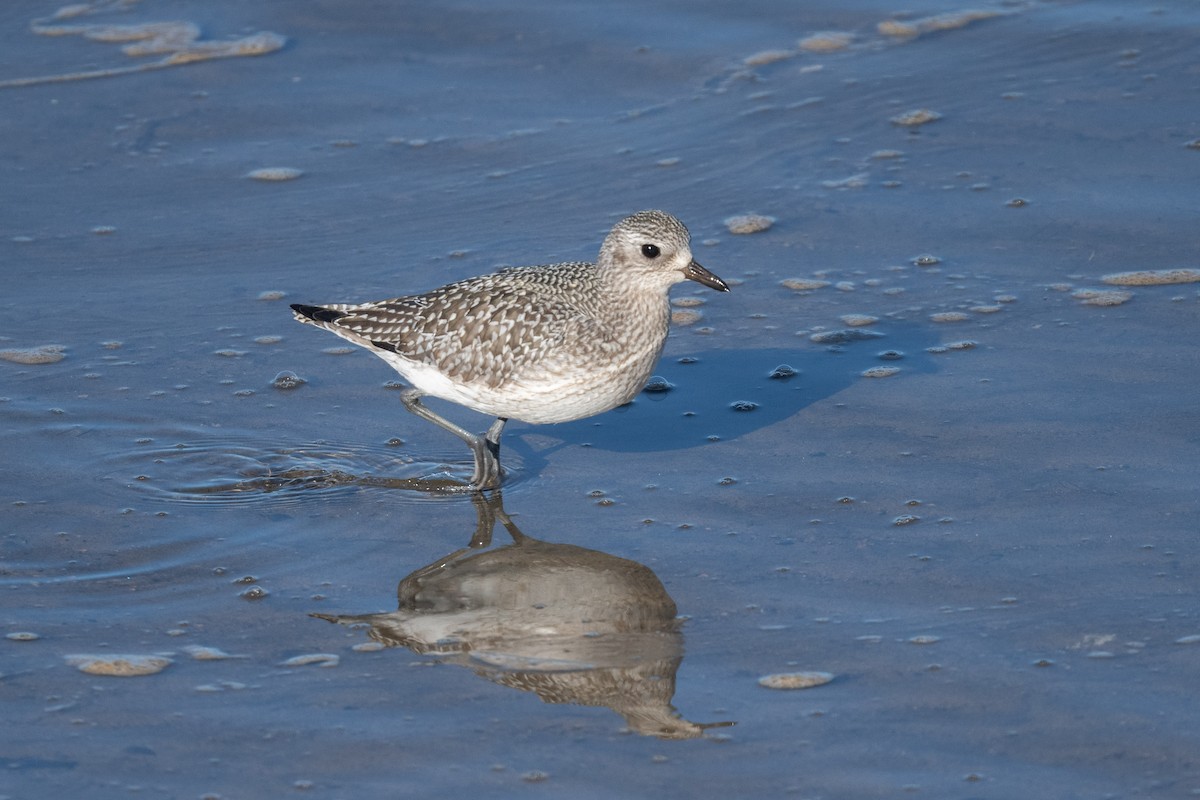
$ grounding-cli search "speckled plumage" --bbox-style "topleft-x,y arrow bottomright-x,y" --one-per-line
291,210 -> 728,488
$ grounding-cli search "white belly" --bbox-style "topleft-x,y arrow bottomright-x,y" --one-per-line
376,344 -> 659,424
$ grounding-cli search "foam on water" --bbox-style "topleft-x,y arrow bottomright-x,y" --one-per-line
0,0 -> 285,89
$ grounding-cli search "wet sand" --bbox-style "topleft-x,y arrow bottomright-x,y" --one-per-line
3,1 -> 1199,798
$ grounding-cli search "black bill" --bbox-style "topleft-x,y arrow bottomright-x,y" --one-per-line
683,259 -> 730,292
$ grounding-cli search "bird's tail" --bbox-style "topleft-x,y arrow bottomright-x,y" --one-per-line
291,303 -> 349,325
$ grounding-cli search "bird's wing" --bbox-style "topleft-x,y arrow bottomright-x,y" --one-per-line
306,267 -> 602,389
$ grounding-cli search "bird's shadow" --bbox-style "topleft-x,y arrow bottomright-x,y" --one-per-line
500,325 -> 942,469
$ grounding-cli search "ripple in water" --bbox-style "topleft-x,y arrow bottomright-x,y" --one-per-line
109,439 -> 524,506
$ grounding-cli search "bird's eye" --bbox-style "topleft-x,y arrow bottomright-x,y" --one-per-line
641,244 -> 661,259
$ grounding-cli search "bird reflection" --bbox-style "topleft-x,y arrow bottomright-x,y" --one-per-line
312,491 -> 734,739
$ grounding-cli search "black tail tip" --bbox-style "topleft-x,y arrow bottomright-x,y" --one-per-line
291,303 -> 345,324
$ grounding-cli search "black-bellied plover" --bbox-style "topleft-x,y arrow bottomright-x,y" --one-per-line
291,210 -> 728,489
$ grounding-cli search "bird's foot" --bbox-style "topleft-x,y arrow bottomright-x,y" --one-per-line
467,435 -> 503,490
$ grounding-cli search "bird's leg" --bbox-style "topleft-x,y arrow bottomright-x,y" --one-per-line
400,389 -> 503,489
485,417 -> 507,461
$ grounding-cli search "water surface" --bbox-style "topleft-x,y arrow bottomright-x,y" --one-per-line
3,1 -> 1199,798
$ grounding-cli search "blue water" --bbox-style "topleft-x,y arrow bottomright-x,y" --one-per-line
3,1 -> 1199,798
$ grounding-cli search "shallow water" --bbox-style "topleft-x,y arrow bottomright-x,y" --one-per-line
3,1 -> 1200,798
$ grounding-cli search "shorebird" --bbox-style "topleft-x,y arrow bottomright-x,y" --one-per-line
290,210 -> 728,489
